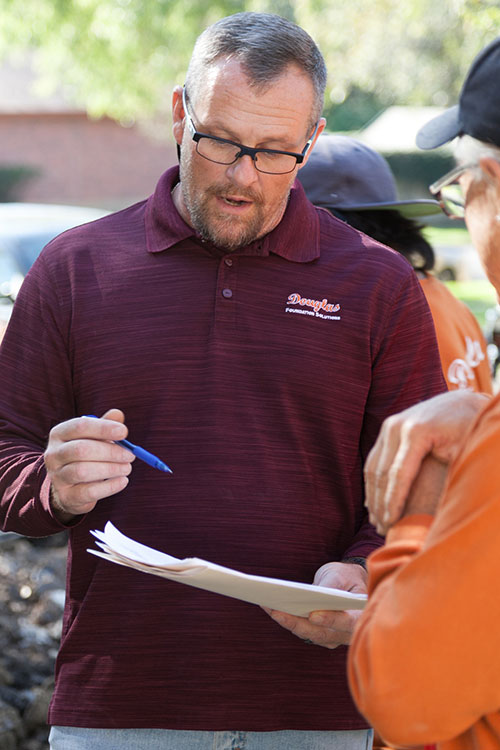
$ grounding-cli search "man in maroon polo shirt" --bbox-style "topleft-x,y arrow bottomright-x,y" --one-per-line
0,12 -> 446,750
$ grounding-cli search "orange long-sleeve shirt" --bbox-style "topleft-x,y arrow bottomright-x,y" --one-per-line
420,275 -> 493,394
373,276 -> 488,750
348,393 -> 500,749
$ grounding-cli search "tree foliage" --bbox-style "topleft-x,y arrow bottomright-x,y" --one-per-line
1,0 -> 499,125
296,0 -> 500,112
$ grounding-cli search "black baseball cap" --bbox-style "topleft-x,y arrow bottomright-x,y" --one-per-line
298,134 -> 442,218
417,36 -> 500,150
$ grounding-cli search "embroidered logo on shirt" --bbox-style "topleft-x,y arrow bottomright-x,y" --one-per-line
285,292 -> 341,320
447,336 -> 485,389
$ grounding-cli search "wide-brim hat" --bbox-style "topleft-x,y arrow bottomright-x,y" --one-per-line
298,134 -> 442,218
417,36 -> 500,150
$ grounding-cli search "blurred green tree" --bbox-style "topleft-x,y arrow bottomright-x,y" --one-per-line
0,0 -> 499,125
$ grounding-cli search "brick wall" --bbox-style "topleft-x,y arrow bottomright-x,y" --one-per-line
0,112 -> 178,209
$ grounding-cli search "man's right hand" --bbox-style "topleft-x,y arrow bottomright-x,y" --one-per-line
44,409 -> 135,521
364,390 -> 490,534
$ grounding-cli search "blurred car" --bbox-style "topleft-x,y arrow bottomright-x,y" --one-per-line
0,202 -> 109,326
433,242 -> 486,282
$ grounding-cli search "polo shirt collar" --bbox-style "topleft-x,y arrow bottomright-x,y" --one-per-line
145,166 -> 320,263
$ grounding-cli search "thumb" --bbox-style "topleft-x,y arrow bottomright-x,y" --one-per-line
313,562 -> 344,588
100,408 -> 126,424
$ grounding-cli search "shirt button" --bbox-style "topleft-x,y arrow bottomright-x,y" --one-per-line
224,257 -> 233,267
222,288 -> 233,299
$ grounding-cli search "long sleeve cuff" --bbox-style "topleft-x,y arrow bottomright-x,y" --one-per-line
366,514 -> 433,594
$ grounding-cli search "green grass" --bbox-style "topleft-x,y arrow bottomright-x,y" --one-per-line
420,225 -> 497,328
444,280 -> 497,329
422,226 -> 471,246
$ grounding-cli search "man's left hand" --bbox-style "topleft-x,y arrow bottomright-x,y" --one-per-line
263,561 -> 367,649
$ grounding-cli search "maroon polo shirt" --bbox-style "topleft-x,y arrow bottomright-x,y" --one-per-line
0,167 -> 446,730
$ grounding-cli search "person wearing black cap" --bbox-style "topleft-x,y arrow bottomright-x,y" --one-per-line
347,36 -> 500,750
298,134 -> 493,394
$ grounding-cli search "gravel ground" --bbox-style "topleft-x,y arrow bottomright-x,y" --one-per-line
0,531 -> 68,750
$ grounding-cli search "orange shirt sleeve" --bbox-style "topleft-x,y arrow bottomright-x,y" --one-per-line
420,276 -> 493,395
348,395 -> 500,748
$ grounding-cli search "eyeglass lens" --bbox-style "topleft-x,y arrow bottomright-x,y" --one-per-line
439,183 -> 465,219
196,137 -> 298,174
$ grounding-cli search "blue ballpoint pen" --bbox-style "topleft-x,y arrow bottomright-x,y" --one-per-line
86,415 -> 173,474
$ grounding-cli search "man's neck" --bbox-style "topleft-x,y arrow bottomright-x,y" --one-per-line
171,181 -> 193,229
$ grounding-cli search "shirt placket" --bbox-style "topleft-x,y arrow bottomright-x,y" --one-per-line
214,254 -> 238,329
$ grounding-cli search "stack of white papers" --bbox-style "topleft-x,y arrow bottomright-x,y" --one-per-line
88,522 -> 367,617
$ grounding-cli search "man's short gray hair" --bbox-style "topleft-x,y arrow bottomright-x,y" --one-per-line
185,12 -> 327,126
455,134 -> 500,181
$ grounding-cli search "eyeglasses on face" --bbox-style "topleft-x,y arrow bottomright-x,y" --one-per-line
182,88 -> 319,175
429,162 -> 476,219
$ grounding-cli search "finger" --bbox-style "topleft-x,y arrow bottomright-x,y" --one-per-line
309,608 -> 360,638
50,415 -> 127,444
267,610 -> 347,649
44,441 -> 134,481
100,408 -> 126,425
364,423 -> 394,529
54,438 -> 135,467
313,562 -> 367,593
380,423 -> 431,530
54,475 -> 131,515
55,458 -> 133,486
381,451 -> 417,529
365,415 -> 426,534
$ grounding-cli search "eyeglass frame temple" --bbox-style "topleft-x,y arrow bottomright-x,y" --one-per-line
428,162 -> 477,219
429,162 -> 476,195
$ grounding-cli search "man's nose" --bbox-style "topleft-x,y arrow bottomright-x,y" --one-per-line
226,154 -> 259,186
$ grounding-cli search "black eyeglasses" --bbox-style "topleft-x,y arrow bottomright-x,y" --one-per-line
182,88 -> 319,175
429,162 -> 476,219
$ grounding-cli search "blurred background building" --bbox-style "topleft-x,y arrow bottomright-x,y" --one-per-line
0,59 -> 177,209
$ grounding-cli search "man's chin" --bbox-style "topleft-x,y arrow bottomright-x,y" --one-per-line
208,234 -> 256,251
198,219 -> 261,251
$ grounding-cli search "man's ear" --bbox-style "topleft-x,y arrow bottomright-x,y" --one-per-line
298,117 -> 326,170
479,156 -> 500,184
172,85 -> 185,146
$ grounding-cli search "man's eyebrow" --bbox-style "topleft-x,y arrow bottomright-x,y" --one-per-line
198,117 -> 301,150
200,118 -> 240,141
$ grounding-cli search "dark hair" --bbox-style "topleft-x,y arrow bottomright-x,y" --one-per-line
185,12 -> 326,126
332,209 -> 435,273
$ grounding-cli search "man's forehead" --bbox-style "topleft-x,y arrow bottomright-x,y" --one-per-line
191,58 -> 316,131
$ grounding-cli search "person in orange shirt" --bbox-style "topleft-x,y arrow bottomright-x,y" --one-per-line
420,273 -> 492,393
298,134 -> 493,395
347,35 -> 500,749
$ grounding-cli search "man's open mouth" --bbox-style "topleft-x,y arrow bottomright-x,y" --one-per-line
222,196 -> 251,207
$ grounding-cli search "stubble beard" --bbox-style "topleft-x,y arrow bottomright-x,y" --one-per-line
180,156 -> 277,251
184,186 -> 264,251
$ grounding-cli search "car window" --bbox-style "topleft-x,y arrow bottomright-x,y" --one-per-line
9,231 -> 61,274
0,248 -> 23,300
